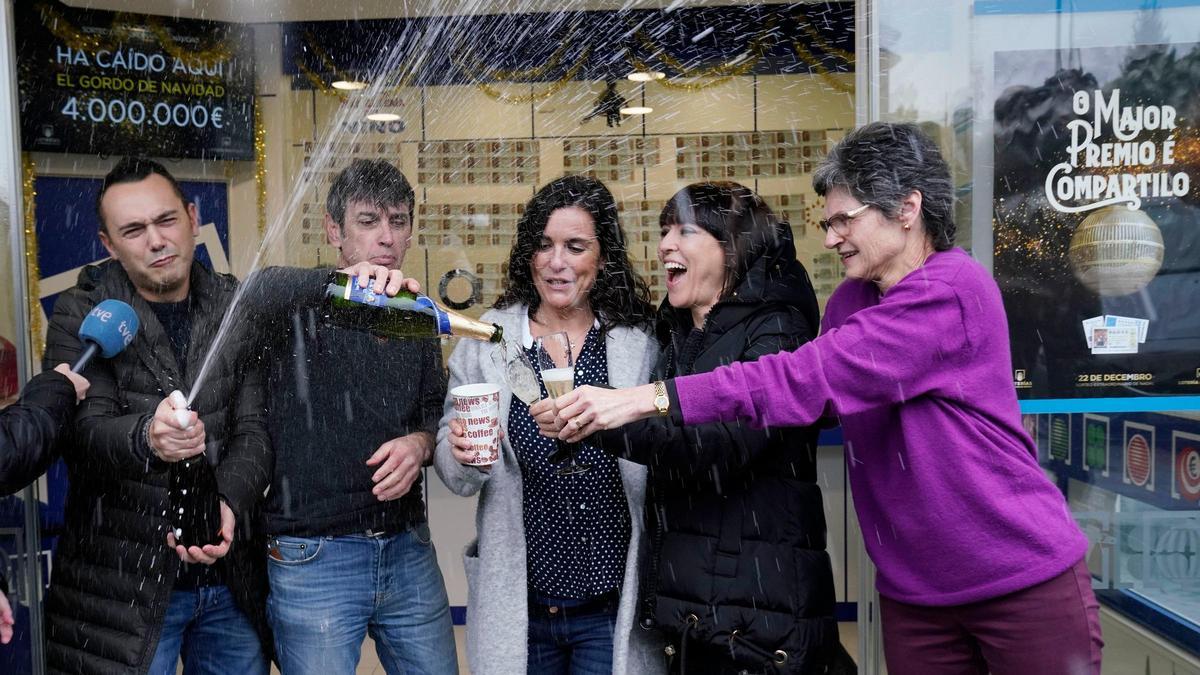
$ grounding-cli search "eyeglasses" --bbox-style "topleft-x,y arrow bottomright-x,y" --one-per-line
818,203 -> 872,236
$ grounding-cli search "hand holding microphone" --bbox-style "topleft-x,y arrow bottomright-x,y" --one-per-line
149,389 -> 205,463
52,364 -> 90,401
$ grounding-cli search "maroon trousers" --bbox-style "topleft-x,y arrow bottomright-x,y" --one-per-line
879,558 -> 1103,675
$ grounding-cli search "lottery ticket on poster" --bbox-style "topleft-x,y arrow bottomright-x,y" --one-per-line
1104,315 -> 1148,343
1090,326 -> 1139,354
1082,315 -> 1148,354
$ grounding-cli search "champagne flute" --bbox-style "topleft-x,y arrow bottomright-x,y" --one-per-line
534,331 -> 590,476
489,341 -> 545,474
490,340 -> 542,406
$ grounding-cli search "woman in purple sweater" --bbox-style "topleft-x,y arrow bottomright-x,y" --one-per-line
547,122 -> 1103,675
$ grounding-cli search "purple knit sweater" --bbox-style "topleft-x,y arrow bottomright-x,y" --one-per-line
674,248 -> 1087,606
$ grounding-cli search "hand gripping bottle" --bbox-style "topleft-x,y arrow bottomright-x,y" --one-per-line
166,391 -> 221,548
325,271 -> 502,343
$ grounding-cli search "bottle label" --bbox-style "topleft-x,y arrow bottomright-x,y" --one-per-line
345,284 -> 387,307
418,296 -> 452,336
345,285 -> 451,336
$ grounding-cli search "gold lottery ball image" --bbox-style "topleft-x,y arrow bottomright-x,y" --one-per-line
1068,205 -> 1164,296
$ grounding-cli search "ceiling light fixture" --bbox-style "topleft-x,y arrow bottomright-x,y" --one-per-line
619,106 -> 653,115
332,80 -> 369,91
627,70 -> 665,82
366,112 -> 401,122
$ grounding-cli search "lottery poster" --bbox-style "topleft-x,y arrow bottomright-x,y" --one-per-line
992,43 -> 1200,399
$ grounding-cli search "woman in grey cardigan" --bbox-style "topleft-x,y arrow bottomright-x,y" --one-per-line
435,176 -> 666,675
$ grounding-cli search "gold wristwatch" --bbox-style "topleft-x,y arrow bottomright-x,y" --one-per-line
653,381 -> 670,416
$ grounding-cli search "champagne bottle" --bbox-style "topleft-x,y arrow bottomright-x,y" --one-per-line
165,392 -> 221,548
325,271 -> 503,343
169,456 -> 222,548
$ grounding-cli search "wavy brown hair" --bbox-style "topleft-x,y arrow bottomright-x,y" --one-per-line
494,175 -> 654,331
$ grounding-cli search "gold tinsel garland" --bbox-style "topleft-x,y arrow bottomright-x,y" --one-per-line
628,54 -> 738,92
296,17 -> 843,102
298,61 -> 348,101
791,41 -> 853,95
298,33 -> 422,101
21,154 -> 43,360
623,20 -> 778,92
255,98 -> 267,239
146,16 -> 235,68
37,2 -> 109,53
298,35 -> 589,105
450,28 -> 577,82
456,32 -> 589,103
633,23 -> 771,78
298,33 -> 350,101
799,21 -> 854,63
475,48 -> 592,104
37,2 -> 233,66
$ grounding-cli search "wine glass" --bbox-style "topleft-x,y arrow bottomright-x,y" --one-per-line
490,340 -> 541,406
488,339 -> 570,467
534,331 -> 590,476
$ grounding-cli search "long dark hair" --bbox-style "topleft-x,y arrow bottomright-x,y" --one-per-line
495,175 -> 654,331
659,181 -> 787,299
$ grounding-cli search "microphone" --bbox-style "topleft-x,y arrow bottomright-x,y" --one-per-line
72,299 -> 139,373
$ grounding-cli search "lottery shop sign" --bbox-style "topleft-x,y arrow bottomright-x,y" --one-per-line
15,2 -> 255,160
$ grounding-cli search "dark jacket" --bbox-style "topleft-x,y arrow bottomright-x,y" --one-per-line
41,260 -> 272,675
0,368 -> 76,595
597,226 -> 839,674
0,369 -> 75,495
237,266 -> 444,538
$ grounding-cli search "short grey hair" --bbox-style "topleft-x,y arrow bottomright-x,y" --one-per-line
812,122 -> 956,251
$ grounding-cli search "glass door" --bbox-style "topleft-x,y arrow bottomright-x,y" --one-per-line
866,1 -> 1200,672
0,1 -> 46,672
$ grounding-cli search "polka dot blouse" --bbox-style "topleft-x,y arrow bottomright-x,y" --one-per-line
507,325 -> 632,600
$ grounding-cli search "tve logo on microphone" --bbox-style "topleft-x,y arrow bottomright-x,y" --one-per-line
82,300 -> 139,356
72,300 -> 139,373
87,303 -> 136,349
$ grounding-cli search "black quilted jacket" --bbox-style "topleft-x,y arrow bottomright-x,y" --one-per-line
597,226 -> 840,674
42,260 -> 272,675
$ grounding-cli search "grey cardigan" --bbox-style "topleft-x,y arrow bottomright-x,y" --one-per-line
434,304 -> 666,675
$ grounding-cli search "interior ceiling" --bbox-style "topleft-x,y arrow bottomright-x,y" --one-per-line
63,0 -> 807,23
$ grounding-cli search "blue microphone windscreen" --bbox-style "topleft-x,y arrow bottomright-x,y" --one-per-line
78,299 -> 140,358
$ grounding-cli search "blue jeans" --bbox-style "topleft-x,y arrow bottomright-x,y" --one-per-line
147,585 -> 268,675
267,525 -> 458,674
527,595 -> 617,675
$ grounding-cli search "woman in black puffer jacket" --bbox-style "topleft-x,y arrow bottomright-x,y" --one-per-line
589,182 -> 845,673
